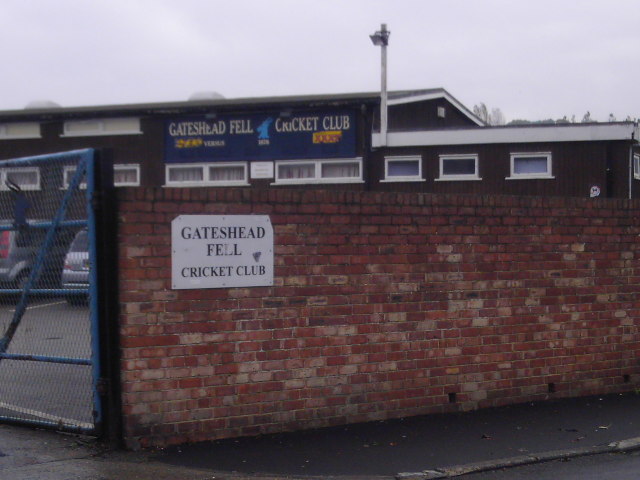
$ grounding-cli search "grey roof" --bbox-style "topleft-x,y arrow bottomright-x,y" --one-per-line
0,88 -> 452,121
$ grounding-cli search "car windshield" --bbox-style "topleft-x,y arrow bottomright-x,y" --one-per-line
69,230 -> 88,253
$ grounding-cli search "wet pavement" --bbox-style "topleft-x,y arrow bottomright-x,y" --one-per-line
0,423 -> 214,480
155,392 -> 640,477
2,392 -> 640,479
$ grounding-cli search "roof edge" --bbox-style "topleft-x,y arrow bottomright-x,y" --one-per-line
372,122 -> 639,148
388,88 -> 485,127
0,88 -> 479,121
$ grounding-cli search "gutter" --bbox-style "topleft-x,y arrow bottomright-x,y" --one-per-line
372,122 -> 639,148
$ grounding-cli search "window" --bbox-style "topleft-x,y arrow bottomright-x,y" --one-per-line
209,164 -> 246,182
63,166 -> 87,189
165,162 -> 249,187
63,164 -> 140,188
274,158 -> 363,184
508,152 -> 553,179
0,167 -> 40,190
278,163 -> 315,180
62,117 -> 141,137
114,164 -> 140,186
382,156 -> 423,182
0,123 -> 41,139
437,154 -> 480,181
634,154 -> 640,180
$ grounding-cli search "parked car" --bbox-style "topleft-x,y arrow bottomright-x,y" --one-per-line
61,229 -> 89,305
0,220 -> 76,292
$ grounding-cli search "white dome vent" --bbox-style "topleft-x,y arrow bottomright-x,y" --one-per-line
24,99 -> 61,110
188,91 -> 225,101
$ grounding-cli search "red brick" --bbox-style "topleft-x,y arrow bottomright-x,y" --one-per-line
118,188 -> 640,449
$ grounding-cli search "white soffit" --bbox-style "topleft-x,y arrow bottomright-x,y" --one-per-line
372,123 -> 639,148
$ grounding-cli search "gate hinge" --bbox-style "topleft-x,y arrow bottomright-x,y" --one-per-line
96,377 -> 110,395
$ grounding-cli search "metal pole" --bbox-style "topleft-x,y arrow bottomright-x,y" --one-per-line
380,23 -> 388,147
370,23 -> 390,147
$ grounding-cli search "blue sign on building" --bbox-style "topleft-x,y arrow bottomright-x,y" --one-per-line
165,110 -> 357,163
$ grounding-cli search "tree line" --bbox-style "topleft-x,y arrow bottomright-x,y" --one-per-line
473,102 -> 635,126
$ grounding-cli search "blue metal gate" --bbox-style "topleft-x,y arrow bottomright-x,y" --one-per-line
0,149 -> 101,434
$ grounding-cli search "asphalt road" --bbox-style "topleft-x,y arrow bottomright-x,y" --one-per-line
0,298 -> 94,428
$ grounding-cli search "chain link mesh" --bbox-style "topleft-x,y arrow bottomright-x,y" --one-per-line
0,150 -> 96,432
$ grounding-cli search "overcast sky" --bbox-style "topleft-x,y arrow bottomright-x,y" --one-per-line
2,0 -> 639,123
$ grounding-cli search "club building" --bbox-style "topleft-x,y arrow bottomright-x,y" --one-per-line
0,88 -> 638,199
2,90 -> 640,447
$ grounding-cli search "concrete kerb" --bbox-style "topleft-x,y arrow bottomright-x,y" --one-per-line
395,437 -> 640,480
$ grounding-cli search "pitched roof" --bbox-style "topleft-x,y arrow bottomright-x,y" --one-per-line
0,88 -> 478,122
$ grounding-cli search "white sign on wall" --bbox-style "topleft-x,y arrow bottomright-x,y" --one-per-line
172,215 -> 274,289
250,162 -> 274,179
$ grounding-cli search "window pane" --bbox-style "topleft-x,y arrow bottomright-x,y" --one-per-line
114,168 -> 138,185
442,158 -> 476,176
64,169 -> 75,186
65,120 -> 102,135
514,157 -> 548,174
64,168 -> 87,186
169,167 -> 203,182
64,118 -> 140,136
209,165 -> 244,181
388,160 -> 419,177
103,118 -> 140,133
0,123 -> 40,138
322,162 -> 359,178
69,230 -> 89,252
278,164 -> 314,179
6,169 -> 38,187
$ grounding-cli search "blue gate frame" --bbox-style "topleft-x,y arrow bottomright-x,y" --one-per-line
0,149 -> 103,434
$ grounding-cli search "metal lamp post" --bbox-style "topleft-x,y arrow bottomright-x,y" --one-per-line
370,24 -> 390,146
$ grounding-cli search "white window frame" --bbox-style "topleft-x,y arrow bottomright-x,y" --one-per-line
634,154 -> 640,180
62,166 -> 87,190
436,154 -> 481,181
273,158 -> 363,185
381,155 -> 424,182
0,167 -> 41,191
165,162 -> 249,187
61,117 -> 142,137
0,122 -> 41,139
63,164 -> 141,188
507,152 -> 554,180
114,164 -> 141,186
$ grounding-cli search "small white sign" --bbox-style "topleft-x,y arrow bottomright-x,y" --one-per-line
250,162 -> 274,179
172,215 -> 274,289
590,185 -> 601,198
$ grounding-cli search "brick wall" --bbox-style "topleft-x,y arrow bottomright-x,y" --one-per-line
118,188 -> 640,448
